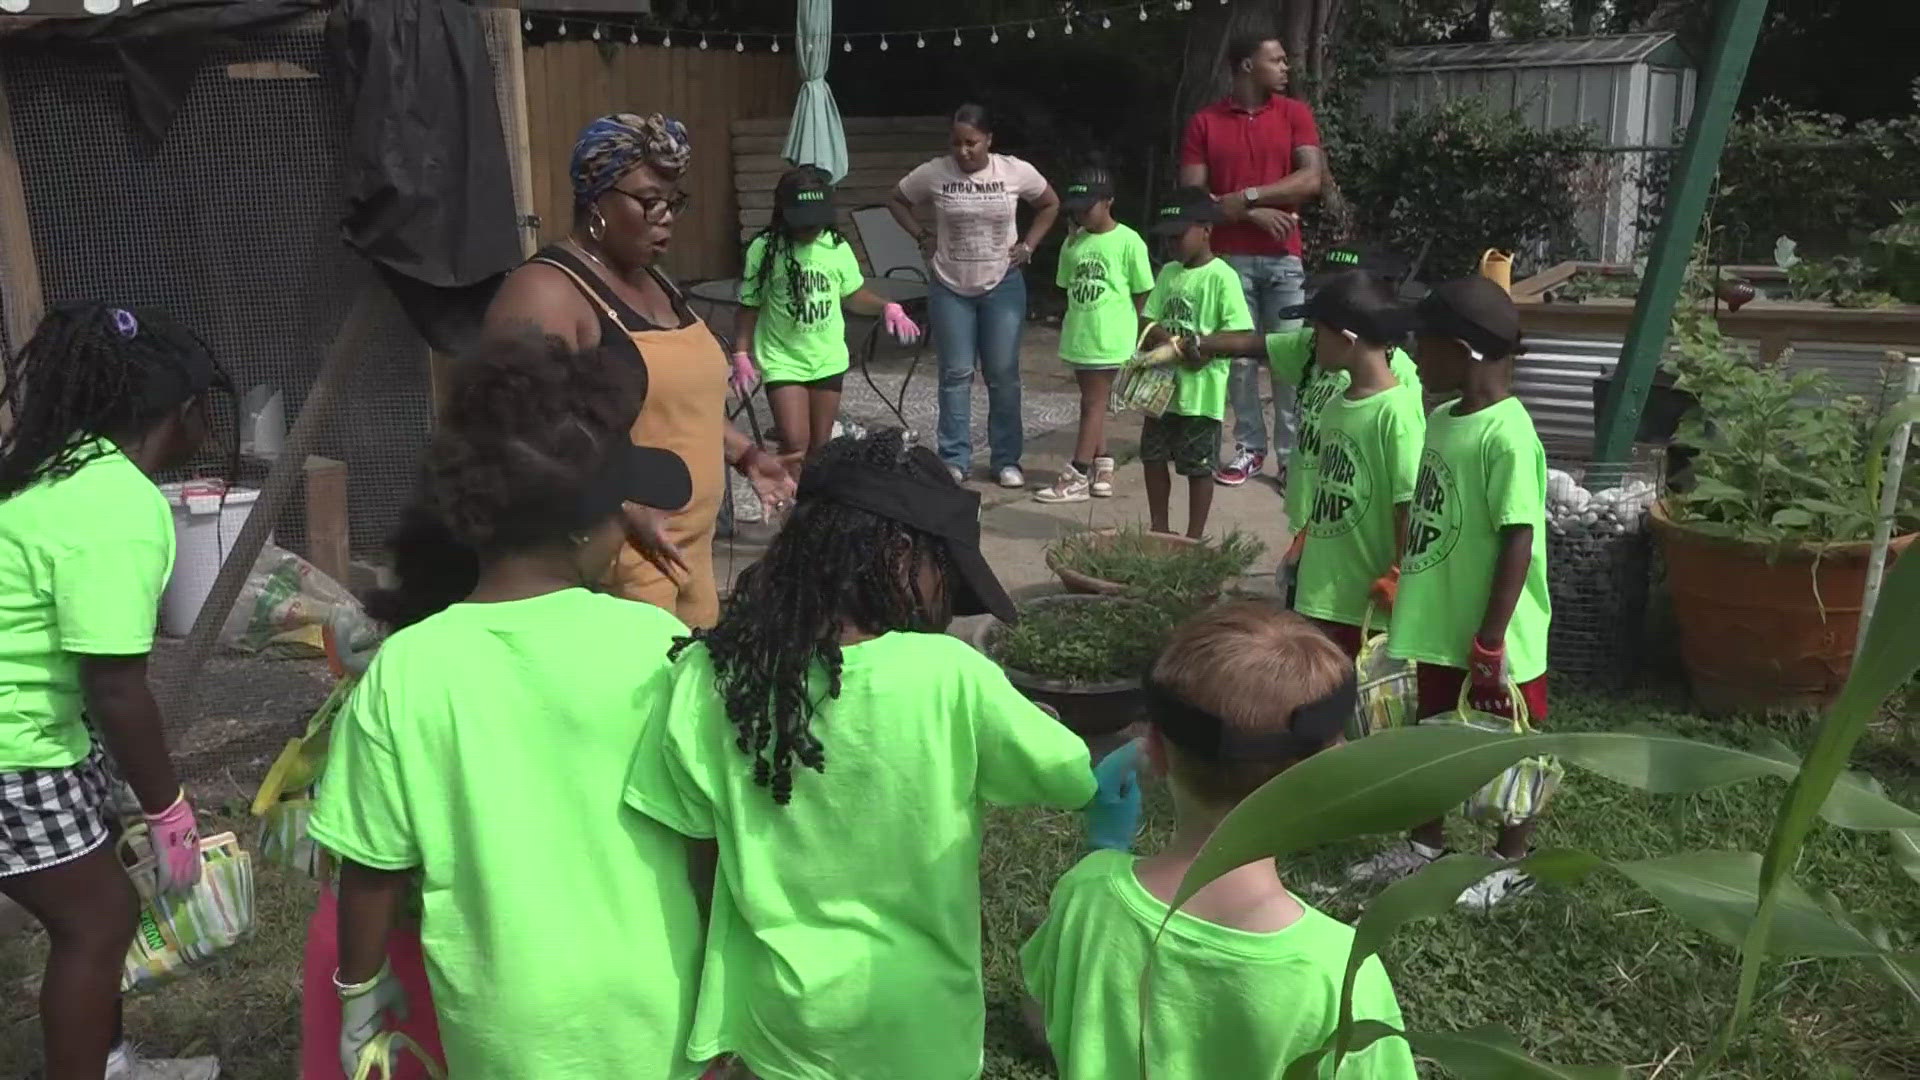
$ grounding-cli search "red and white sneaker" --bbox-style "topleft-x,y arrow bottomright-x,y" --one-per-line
1215,446 -> 1265,487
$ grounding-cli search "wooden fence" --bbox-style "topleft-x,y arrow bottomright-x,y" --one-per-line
521,40 -> 795,282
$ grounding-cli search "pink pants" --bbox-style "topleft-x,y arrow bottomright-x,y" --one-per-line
301,887 -> 446,1079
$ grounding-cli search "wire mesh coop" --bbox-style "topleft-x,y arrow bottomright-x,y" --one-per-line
1545,454 -> 1661,686
0,11 -> 524,789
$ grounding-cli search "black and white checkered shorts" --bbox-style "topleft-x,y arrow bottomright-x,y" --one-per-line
0,744 -> 116,878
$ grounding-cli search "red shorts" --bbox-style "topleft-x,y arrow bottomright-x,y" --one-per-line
1306,616 -> 1364,660
1415,663 -> 1549,724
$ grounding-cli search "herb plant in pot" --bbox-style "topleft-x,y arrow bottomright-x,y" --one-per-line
974,594 -> 1173,739
1651,267 -> 1920,713
1044,525 -> 1265,599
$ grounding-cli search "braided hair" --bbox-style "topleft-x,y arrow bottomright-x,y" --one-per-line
365,334 -> 642,630
750,165 -> 845,324
673,428 -> 957,805
0,302 -> 229,500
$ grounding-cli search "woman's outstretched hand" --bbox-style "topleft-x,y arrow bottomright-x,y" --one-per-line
621,503 -> 689,581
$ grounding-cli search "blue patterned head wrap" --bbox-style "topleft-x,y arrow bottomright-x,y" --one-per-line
569,113 -> 692,206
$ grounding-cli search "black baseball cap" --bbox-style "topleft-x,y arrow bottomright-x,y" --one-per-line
1413,275 -> 1523,361
572,440 -> 694,523
1306,243 -> 1411,290
776,166 -> 838,228
1061,168 -> 1115,213
797,444 -> 1017,623
1279,269 -> 1412,345
1150,185 -> 1225,236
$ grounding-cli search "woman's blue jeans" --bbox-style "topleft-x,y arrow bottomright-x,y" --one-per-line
928,270 -> 1027,472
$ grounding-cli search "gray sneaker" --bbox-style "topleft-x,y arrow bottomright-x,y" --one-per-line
1034,464 -> 1091,504
1344,840 -> 1444,885
1090,456 -> 1116,497
106,1043 -> 220,1080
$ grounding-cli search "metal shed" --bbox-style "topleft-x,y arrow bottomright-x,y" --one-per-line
1363,32 -> 1696,263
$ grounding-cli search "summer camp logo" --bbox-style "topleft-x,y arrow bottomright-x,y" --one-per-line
785,265 -> 838,328
1161,294 -> 1196,339
1307,426 -> 1371,539
1069,254 -> 1111,307
1293,370 -> 1343,468
1403,448 -> 1461,572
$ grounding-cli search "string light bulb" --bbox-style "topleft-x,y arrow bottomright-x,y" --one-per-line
879,36 -> 889,50
522,15 -> 531,31
734,35 -> 744,52
662,30 -> 672,46
698,33 -> 708,49
843,38 -> 852,51
557,19 -> 567,36
952,29 -> 962,46
1101,14 -> 1111,28
990,27 -> 999,43
629,27 -> 639,44
916,33 -> 926,48
591,23 -> 602,41
1026,24 -> 1036,39
771,37 -> 780,52
1139,4 -> 1150,20
1064,18 -> 1073,34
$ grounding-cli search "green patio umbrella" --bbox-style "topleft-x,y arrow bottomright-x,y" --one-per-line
781,0 -> 848,182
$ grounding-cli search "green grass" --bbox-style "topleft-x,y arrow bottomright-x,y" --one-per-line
6,687 -> 1918,1078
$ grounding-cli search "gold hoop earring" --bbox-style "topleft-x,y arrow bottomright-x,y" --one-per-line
587,207 -> 608,242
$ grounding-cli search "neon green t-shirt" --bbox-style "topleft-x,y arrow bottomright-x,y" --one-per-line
1143,257 -> 1254,420
0,441 -> 173,770
1389,396 -> 1552,683
1267,330 -> 1421,530
1056,223 -> 1154,365
310,590 -> 704,1080
1021,850 -> 1418,1080
740,232 -> 864,383
1295,383 -> 1426,628
624,631 -> 1097,1080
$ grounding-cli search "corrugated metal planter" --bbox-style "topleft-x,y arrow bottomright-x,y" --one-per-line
1649,503 -> 1914,714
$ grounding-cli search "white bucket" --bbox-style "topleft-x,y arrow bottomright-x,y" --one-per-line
158,480 -> 263,638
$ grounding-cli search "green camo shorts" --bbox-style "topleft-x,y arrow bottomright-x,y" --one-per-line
1139,413 -> 1221,477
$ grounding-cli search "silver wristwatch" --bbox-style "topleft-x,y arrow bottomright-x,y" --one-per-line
1242,187 -> 1261,207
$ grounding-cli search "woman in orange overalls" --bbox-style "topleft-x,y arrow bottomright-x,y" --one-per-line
483,112 -> 795,627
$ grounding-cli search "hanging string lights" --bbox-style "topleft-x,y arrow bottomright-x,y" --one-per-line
518,1 -> 1201,53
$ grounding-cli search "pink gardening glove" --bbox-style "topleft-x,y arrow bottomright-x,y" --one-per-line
882,302 -> 921,344
729,352 -> 758,395
145,791 -> 203,896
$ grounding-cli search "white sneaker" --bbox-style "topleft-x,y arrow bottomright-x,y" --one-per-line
1035,464 -> 1091,503
1457,866 -> 1534,912
947,464 -> 966,484
106,1043 -> 221,1080
1345,839 -> 1444,885
1090,456 -> 1116,497
997,465 -> 1026,489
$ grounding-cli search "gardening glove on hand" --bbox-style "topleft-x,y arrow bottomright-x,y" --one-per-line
144,790 -> 202,896
882,302 -> 921,344
1369,565 -> 1401,614
1467,637 -> 1514,715
338,962 -> 408,1079
729,351 -> 759,396
326,604 -> 381,679
1085,738 -> 1146,852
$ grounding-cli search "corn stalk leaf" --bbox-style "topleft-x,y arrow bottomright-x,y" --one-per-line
1287,1021 -> 1623,1080
1702,549 -> 1920,1077
1894,828 -> 1920,887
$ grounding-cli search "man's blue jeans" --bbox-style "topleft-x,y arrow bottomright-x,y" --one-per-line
1222,253 -> 1306,457
929,270 -> 1027,472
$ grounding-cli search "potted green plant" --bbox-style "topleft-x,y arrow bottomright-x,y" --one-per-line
973,594 -> 1175,739
1043,525 -> 1265,599
1650,256 -> 1920,713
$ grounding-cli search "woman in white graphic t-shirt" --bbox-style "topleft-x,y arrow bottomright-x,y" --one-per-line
889,103 -> 1060,490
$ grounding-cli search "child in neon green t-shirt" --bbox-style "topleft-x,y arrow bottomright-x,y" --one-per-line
1139,186 -> 1255,539
1348,274 -> 1553,912
625,428 -> 1099,1080
734,166 -> 921,461
1036,162 -> 1154,504
1021,602 -> 1418,1080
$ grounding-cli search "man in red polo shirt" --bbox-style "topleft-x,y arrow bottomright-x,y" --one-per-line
1179,33 -> 1326,489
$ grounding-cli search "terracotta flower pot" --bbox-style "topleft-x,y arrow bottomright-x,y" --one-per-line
1045,529 -> 1205,596
971,594 -> 1148,741
1649,503 -> 1914,714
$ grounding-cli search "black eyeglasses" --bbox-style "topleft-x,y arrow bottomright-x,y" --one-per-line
609,187 -> 690,223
